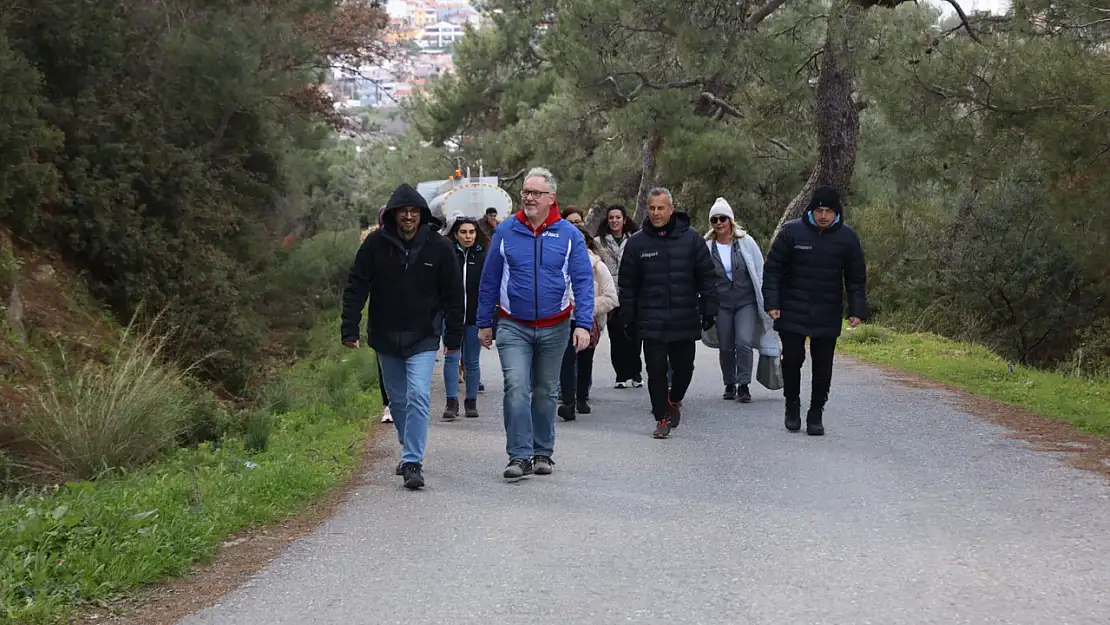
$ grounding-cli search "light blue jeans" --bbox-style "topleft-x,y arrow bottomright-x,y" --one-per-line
443,324 -> 481,400
378,350 -> 437,465
495,317 -> 571,460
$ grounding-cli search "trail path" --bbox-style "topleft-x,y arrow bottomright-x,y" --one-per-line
178,339 -> 1110,624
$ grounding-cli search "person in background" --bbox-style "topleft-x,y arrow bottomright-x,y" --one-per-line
342,184 -> 464,490
477,167 -> 594,480
762,185 -> 869,436
363,207 -> 392,423
594,204 -> 643,389
478,206 -> 500,241
704,197 -> 777,403
557,209 -> 618,420
440,213 -> 487,420
618,188 -> 719,439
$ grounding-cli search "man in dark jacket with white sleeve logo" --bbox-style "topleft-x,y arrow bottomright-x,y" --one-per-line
341,183 -> 465,490
762,185 -> 869,436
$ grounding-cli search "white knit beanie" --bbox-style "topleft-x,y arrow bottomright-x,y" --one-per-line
709,197 -> 734,221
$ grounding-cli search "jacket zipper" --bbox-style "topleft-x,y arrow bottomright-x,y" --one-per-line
533,232 -> 540,320
461,248 -> 468,321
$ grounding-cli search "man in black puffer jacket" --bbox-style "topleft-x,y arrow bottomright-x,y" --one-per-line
341,183 -> 464,490
618,188 -> 719,439
762,185 -> 869,436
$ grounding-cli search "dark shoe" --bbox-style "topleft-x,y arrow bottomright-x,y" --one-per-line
395,461 -> 404,476
533,455 -> 554,475
722,384 -> 736,400
576,400 -> 591,414
653,418 -> 672,439
478,383 -> 485,393
558,403 -> 576,421
464,398 -> 479,418
503,458 -> 533,479
442,398 -> 459,421
401,462 -> 425,489
785,399 -> 802,432
806,406 -> 825,436
667,401 -> 682,428
737,384 -> 752,403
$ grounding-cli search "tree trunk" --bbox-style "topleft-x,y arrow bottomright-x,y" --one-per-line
633,130 -> 666,224
772,0 -> 862,240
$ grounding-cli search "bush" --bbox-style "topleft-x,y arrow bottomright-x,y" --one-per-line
14,316 -> 207,483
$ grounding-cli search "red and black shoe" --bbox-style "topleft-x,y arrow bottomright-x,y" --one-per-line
653,417 -> 672,439
667,400 -> 682,429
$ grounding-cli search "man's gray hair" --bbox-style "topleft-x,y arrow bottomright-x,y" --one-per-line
648,187 -> 673,204
525,167 -> 558,193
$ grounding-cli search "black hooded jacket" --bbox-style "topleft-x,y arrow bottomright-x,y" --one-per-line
445,215 -> 486,326
617,211 -> 719,342
341,183 -> 465,357
762,185 -> 869,338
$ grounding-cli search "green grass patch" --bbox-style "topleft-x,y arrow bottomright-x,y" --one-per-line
0,313 -> 379,624
839,323 -> 1110,438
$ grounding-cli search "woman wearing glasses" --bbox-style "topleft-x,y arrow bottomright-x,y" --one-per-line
704,197 -> 777,403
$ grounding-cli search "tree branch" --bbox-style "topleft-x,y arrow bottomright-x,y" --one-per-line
941,0 -> 982,43
746,0 -> 792,28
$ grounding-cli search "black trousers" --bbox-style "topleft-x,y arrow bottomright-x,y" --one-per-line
780,331 -> 837,409
642,339 -> 696,419
377,356 -> 389,407
607,306 -> 642,382
560,343 -> 596,404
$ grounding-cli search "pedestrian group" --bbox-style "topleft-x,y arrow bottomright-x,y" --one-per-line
342,167 -> 869,490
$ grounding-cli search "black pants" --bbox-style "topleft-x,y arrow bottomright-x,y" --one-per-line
780,331 -> 837,409
560,342 -> 596,404
607,306 -> 642,382
642,339 -> 696,419
377,356 -> 389,407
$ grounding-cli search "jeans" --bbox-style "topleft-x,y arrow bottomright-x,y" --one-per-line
444,324 -> 481,400
377,350 -> 437,465
717,304 -> 758,386
495,317 -> 571,460
642,340 -> 696,419
607,306 -> 642,382
780,331 -> 838,409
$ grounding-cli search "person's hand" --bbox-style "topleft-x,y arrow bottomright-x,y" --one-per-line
343,339 -> 360,349
572,327 -> 591,352
848,316 -> 862,328
478,328 -> 493,349
701,314 -> 716,331
768,309 -> 781,320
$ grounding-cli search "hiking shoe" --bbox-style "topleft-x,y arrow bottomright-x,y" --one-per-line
395,461 -> 404,476
806,406 -> 825,436
463,398 -> 479,418
576,400 -> 591,414
722,384 -> 737,400
558,403 -> 576,422
401,463 -> 425,489
785,399 -> 802,432
737,384 -> 752,403
653,418 -> 672,439
667,401 -> 682,429
503,458 -> 533,479
533,455 -> 554,475
442,398 -> 459,421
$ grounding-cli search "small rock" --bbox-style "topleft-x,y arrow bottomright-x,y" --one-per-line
32,264 -> 56,282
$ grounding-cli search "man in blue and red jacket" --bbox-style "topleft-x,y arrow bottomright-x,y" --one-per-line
477,167 -> 595,480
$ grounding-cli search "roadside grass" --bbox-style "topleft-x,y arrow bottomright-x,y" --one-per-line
839,323 -> 1110,438
0,313 -> 378,624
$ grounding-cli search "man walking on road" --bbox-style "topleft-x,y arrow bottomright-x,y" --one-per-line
477,167 -> 594,480
341,183 -> 465,489
762,185 -> 869,436
618,188 -> 719,439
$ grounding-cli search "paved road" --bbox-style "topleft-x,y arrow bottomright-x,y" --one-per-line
179,338 -> 1110,625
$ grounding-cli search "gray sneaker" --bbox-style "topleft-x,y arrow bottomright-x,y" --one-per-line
532,455 -> 554,475
503,458 -> 533,479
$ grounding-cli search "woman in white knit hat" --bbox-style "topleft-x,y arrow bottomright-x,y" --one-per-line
704,197 -> 779,402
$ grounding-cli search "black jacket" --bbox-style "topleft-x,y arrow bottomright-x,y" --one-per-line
762,215 -> 869,338
617,211 -> 719,342
341,184 -> 465,357
453,242 -> 485,326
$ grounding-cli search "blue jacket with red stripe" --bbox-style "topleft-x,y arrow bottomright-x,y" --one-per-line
477,206 -> 595,330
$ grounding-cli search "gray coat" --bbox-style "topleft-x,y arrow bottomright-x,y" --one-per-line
704,228 -> 780,357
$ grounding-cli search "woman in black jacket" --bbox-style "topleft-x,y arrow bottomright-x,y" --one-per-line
440,214 -> 488,420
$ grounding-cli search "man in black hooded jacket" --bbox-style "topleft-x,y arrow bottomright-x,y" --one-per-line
618,187 -> 719,439
762,185 -> 869,436
341,183 -> 464,489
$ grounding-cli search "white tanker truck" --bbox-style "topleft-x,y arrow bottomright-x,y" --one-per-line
416,165 -> 515,226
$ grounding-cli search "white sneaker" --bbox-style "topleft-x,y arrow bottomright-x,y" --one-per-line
615,381 -> 628,389
381,406 -> 393,423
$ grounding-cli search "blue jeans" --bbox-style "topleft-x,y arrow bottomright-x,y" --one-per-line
444,324 -> 481,400
377,350 -> 437,465
495,317 -> 571,460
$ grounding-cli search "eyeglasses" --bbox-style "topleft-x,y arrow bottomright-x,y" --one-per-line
710,216 -> 730,224
521,189 -> 551,198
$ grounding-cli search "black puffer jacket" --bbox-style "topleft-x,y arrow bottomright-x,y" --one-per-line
341,184 -> 465,357
617,211 -> 719,342
762,188 -> 869,338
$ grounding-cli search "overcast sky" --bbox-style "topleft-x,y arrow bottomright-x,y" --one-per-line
928,0 -> 1011,14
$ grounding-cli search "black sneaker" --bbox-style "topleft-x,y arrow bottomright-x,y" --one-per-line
533,455 -> 554,475
722,384 -> 736,400
503,458 -> 533,479
576,400 -> 591,414
442,398 -> 459,421
653,418 -> 672,439
785,399 -> 802,432
401,463 -> 425,489
806,406 -> 825,436
558,403 -> 576,421
737,384 -> 752,403
395,461 -> 404,476
463,398 -> 479,418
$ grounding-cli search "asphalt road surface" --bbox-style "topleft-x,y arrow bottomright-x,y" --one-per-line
178,338 -> 1110,625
